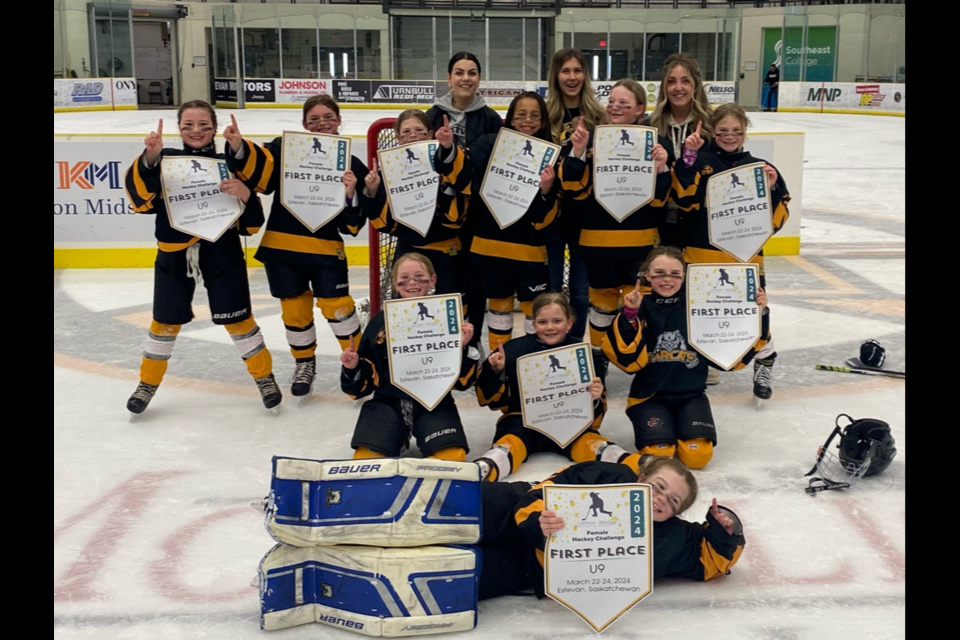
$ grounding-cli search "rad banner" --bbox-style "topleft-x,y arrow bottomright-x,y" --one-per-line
592,125 -> 658,222
544,483 -> 653,633
385,294 -> 463,411
378,140 -> 441,237
687,263 -> 762,370
516,343 -> 595,448
479,128 -> 560,229
280,131 -> 350,232
160,157 -> 243,242
705,162 -> 773,262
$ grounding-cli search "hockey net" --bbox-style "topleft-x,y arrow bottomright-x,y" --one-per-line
366,118 -> 398,314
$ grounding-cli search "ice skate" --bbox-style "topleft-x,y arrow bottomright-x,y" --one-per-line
290,357 -> 316,407
356,296 -> 372,332
127,382 -> 159,417
255,373 -> 283,415
753,353 -> 777,406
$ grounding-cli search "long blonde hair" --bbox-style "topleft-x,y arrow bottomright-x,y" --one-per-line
546,48 -> 606,144
648,54 -> 713,141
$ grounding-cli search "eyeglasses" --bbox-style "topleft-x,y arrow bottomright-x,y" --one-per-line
513,113 -> 542,123
715,130 -> 744,139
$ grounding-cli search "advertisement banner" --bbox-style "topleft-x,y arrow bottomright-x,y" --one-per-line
479,128 -> 561,229
161,157 -> 243,242
378,140 -> 441,237
273,79 -> 330,105
213,78 -> 276,106
705,162 -> 773,262
280,131 -> 350,232
591,125 -> 658,222
371,81 -> 435,104
544,483 -> 653,633
686,264 -> 762,371
385,294 -> 464,410
762,27 -> 837,83
516,343 -> 595,448
54,78 -> 138,111
333,80 -> 372,104
779,82 -> 905,114
591,81 -> 735,109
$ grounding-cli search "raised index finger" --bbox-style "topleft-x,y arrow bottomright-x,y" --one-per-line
230,114 -> 238,129
694,121 -> 702,136
349,335 -> 355,350
710,497 -> 720,517
443,115 -> 449,128
157,119 -> 163,136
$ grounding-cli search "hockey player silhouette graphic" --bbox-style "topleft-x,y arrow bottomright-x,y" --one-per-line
417,301 -> 435,321
716,268 -> 733,287
618,129 -> 634,146
190,159 -> 206,173
582,491 -> 614,520
548,354 -> 566,373
311,138 -> 327,155
406,148 -> 420,164
730,173 -> 744,189
522,140 -> 535,158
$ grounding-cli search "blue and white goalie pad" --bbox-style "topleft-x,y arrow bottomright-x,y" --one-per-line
266,457 -> 481,547
259,543 -> 479,636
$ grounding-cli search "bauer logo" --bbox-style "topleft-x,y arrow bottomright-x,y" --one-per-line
328,463 -> 382,475
317,614 -> 364,630
56,161 -> 124,190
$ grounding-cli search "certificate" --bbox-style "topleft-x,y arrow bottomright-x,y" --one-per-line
516,343 -> 595,448
384,294 -> 463,410
592,125 -> 658,222
161,156 -> 242,242
479,128 -> 560,229
544,483 -> 653,633
280,131 -> 351,231
686,263 -> 762,370
705,162 -> 773,262
378,140 -> 441,237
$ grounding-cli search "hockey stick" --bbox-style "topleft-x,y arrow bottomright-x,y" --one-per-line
843,357 -> 906,377
815,364 -> 905,379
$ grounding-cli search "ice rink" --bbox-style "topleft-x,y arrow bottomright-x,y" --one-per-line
54,108 -> 905,639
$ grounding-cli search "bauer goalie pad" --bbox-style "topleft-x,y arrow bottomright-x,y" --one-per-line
259,543 -> 479,636
266,457 -> 481,547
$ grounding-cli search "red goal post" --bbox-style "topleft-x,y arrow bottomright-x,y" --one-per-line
366,117 -> 398,314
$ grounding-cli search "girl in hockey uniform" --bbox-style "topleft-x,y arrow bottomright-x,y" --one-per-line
477,455 -> 744,600
123,101 -> 280,415
474,292 -> 615,482
225,95 -> 369,403
467,92 -> 559,350
558,79 -> 672,376
361,109 -> 470,299
647,53 -> 714,250
672,104 -> 789,400
340,253 -> 478,461
601,246 -> 769,469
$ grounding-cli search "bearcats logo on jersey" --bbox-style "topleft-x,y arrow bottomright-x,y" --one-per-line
650,330 -> 700,368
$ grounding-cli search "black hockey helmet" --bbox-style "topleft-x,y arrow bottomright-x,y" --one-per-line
859,339 -> 886,369
805,414 -> 897,493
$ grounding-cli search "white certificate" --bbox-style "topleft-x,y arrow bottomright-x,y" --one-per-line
385,294 -> 463,411
705,162 -> 774,262
479,128 -> 560,229
160,156 -> 242,242
378,140 -> 441,237
687,263 -> 763,370
516,343 -> 595,448
592,125 -> 658,222
544,483 -> 653,633
280,131 -> 351,232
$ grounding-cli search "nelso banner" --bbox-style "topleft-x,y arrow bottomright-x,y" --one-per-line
686,264 -> 762,370
384,294 -> 463,410
544,484 -> 653,633
592,125 -> 658,222
706,162 -> 773,262
160,157 -> 242,242
280,131 -> 350,232
480,129 -> 560,229
378,140 -> 441,237
516,343 -> 595,448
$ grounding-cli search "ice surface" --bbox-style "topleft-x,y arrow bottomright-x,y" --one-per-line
54,110 -> 905,639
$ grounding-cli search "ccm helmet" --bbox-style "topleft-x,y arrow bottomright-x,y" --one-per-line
805,414 -> 897,493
